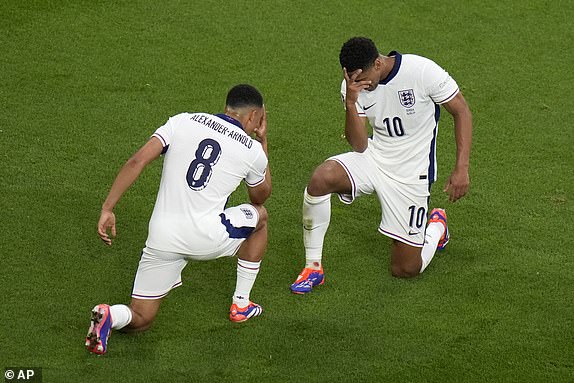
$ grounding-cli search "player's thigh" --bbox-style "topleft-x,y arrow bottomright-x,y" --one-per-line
311,151 -> 376,203
192,204 -> 260,261
132,247 -> 188,300
308,159 -> 351,196
377,176 -> 430,248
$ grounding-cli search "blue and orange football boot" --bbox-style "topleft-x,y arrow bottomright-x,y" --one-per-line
85,304 -> 112,355
429,208 -> 449,250
229,302 -> 263,323
290,266 -> 324,294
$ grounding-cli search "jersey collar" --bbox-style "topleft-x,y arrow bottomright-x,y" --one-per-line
215,113 -> 244,130
379,51 -> 402,85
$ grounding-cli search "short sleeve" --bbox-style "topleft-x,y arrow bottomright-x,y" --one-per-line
246,148 -> 268,187
423,60 -> 460,104
152,114 -> 182,154
341,80 -> 366,116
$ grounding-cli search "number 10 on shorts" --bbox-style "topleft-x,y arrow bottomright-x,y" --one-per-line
408,205 -> 426,229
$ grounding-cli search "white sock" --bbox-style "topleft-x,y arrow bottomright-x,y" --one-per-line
110,304 -> 133,330
303,188 -> 331,270
420,222 -> 445,273
233,259 -> 261,307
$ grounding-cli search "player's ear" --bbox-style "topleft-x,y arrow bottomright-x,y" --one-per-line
248,108 -> 258,125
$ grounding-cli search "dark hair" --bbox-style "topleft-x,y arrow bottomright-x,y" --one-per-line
339,37 -> 379,72
226,84 -> 263,109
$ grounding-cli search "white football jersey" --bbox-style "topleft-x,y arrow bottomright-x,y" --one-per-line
145,112 -> 267,255
341,52 -> 459,184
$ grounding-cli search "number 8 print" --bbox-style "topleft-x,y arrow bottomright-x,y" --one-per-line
186,138 -> 222,190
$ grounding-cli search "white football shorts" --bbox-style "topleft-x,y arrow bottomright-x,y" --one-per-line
131,204 -> 259,299
328,151 -> 431,247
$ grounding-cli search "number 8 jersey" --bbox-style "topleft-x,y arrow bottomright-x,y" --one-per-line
145,112 -> 268,255
341,51 -> 459,185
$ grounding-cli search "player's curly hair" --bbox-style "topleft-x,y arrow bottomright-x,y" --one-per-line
226,84 -> 263,109
339,37 -> 379,72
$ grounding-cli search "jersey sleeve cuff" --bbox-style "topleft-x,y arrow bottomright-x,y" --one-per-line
152,132 -> 168,147
246,172 -> 266,187
435,88 -> 459,104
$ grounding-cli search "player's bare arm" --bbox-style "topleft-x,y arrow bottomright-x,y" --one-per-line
343,68 -> 370,152
248,106 -> 272,205
98,137 -> 164,245
442,92 -> 473,202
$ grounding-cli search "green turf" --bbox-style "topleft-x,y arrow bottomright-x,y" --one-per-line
1,0 -> 573,381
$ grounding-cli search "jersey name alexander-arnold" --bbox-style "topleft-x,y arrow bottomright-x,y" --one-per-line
189,113 -> 253,149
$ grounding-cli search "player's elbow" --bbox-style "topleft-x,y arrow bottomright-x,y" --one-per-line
347,135 -> 368,153
125,155 -> 147,170
249,185 -> 272,205
352,142 -> 368,153
465,107 -> 473,122
260,185 -> 272,202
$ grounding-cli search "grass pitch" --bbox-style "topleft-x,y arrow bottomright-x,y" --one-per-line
1,0 -> 572,382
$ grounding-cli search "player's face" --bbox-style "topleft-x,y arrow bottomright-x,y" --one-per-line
352,67 -> 379,92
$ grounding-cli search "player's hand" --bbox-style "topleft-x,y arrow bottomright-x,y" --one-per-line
343,68 -> 372,105
254,105 -> 267,143
443,168 -> 470,202
98,209 -> 117,246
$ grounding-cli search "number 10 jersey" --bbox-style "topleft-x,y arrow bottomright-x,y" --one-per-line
341,51 -> 460,185
145,112 -> 267,255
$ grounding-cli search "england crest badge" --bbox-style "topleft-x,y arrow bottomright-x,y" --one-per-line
398,89 -> 415,108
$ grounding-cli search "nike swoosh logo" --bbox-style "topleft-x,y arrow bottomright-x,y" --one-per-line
408,230 -> 420,236
363,103 -> 376,110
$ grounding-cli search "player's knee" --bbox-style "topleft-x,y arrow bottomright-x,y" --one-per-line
308,163 -> 338,196
391,242 -> 422,278
391,263 -> 420,279
307,173 -> 327,196
254,205 -> 268,228
129,316 -> 155,332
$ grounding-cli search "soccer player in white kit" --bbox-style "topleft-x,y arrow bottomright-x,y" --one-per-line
291,37 -> 472,293
86,84 -> 271,354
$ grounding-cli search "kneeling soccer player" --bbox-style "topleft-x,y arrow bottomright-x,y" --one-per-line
86,84 -> 271,355
291,37 -> 472,293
